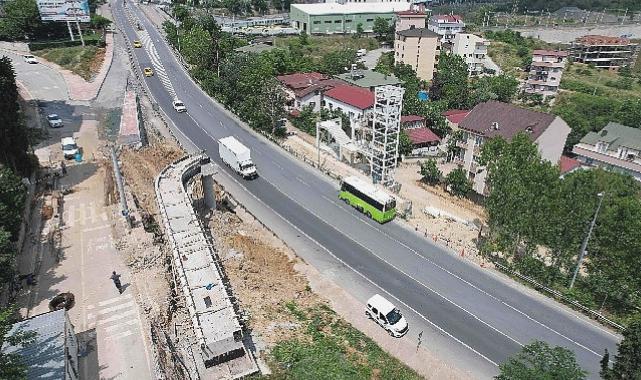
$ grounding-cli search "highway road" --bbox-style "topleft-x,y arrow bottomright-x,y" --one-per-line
111,2 -> 620,378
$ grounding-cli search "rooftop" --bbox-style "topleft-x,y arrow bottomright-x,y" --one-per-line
397,27 -> 439,38
579,122 -> 641,152
396,10 -> 426,17
559,155 -> 582,174
442,109 -> 469,124
401,115 -> 425,123
2,310 -> 67,379
532,49 -> 569,57
324,85 -> 375,110
291,2 -> 411,16
343,176 -> 394,206
277,72 -> 347,98
459,101 -> 557,141
430,14 -> 463,23
336,69 -> 402,89
575,35 -> 635,46
406,127 -> 441,145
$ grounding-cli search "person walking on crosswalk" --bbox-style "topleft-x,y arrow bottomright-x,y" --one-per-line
110,271 -> 123,294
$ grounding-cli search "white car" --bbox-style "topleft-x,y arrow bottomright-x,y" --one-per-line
61,137 -> 79,159
47,114 -> 63,128
365,294 -> 409,337
172,99 -> 186,113
23,55 -> 38,64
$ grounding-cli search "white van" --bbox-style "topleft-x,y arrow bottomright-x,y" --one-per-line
365,294 -> 408,337
61,137 -> 79,159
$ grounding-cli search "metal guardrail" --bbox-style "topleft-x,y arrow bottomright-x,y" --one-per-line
493,262 -> 626,331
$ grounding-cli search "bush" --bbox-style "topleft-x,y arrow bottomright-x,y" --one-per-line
29,37 -> 101,51
445,167 -> 472,198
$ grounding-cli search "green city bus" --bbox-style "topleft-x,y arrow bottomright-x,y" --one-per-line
338,176 -> 397,223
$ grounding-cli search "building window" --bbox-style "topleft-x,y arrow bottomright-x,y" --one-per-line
335,20 -> 341,23
345,19 -> 352,23
366,18 -> 374,22
324,20 -> 332,24
313,21 -> 320,24
596,142 -> 609,153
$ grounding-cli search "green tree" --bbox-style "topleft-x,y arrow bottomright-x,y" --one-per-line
90,14 -> 112,30
320,49 -> 357,75
251,0 -> 268,15
0,307 -> 35,379
398,130 -> 413,157
0,0 -> 42,40
374,51 -> 394,75
372,17 -> 392,42
420,159 -> 442,185
601,317 -> 641,379
180,25 -> 214,68
496,341 -> 587,380
471,74 -> 519,105
429,53 -> 470,109
291,105 -> 317,135
355,23 -> 364,38
445,167 -> 472,197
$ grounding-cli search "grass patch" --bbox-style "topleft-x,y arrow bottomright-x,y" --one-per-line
561,63 -> 641,99
487,41 -> 526,77
35,45 -> 105,80
263,302 -> 421,380
273,35 -> 379,61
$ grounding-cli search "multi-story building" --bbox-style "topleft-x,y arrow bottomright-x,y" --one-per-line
395,9 -> 426,32
394,26 -> 440,81
323,84 -> 375,138
289,2 -> 411,35
451,33 -> 489,76
277,72 -> 347,113
456,101 -> 570,194
427,14 -> 464,43
525,50 -> 568,97
569,35 -> 639,70
572,122 -> 641,181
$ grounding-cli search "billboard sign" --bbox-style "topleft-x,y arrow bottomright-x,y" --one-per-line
37,0 -> 91,22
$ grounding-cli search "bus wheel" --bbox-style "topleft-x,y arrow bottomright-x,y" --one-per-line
365,211 -> 372,219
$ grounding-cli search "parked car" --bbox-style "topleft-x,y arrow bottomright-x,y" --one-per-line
61,137 -> 79,159
47,114 -> 63,128
356,48 -> 367,57
365,294 -> 408,337
23,55 -> 38,64
172,99 -> 186,112
143,67 -> 153,77
133,40 -> 142,48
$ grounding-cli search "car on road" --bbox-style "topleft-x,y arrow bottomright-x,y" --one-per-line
133,40 -> 142,48
143,67 -> 154,77
172,99 -> 186,113
365,294 -> 408,337
61,137 -> 79,159
23,55 -> 38,64
46,114 -> 63,128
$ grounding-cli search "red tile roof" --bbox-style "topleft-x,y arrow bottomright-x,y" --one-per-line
442,109 -> 470,124
277,72 -> 347,98
532,49 -> 569,57
396,10 -> 426,16
431,14 -> 463,23
406,127 -> 441,145
324,85 -> 375,110
458,101 -> 556,141
575,35 -> 633,46
559,155 -> 581,174
401,115 -> 425,123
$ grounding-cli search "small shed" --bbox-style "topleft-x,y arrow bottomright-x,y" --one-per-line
405,127 -> 441,156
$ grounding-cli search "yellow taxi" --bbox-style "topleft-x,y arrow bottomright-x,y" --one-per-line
143,67 -> 154,77
133,40 -> 142,48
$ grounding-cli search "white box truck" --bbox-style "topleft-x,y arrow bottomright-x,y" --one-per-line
218,136 -> 258,179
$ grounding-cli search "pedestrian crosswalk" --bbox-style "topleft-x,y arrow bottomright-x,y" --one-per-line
62,201 -> 110,228
138,30 -> 176,98
87,293 -> 142,342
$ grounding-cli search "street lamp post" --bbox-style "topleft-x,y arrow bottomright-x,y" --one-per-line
569,192 -> 605,289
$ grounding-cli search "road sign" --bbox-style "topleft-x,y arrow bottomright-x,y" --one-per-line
37,0 -> 91,22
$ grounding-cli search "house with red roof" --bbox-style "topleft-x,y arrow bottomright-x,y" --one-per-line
276,72 -> 347,113
456,101 -> 570,194
400,115 -> 426,129
428,14 -> 465,42
405,127 -> 441,156
442,109 -> 469,129
323,85 -> 375,140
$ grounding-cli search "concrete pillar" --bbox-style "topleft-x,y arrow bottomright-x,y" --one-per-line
201,163 -> 217,210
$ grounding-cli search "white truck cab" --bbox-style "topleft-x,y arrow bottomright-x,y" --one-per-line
365,294 -> 408,337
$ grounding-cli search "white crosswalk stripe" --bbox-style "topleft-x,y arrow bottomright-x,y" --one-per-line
86,293 -> 142,342
138,29 -> 176,97
63,201 -> 110,228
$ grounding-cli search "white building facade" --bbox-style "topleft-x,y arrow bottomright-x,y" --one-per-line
451,33 -> 489,76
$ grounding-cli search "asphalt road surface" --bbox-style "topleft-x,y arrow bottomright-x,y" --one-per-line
111,2 -> 620,378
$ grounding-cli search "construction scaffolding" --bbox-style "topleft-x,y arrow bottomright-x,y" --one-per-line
369,85 -> 405,187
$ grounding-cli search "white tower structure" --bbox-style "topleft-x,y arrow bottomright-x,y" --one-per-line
370,85 -> 405,187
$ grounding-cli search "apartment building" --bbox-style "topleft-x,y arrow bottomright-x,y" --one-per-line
456,101 -> 570,194
395,9 -> 426,32
427,14 -> 464,42
451,33 -> 489,76
525,50 -> 568,97
572,122 -> 641,181
394,26 -> 440,81
569,35 -> 639,70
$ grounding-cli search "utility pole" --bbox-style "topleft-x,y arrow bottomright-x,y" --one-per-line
569,193 -> 604,289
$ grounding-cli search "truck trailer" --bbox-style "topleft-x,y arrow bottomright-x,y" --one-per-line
218,136 -> 258,179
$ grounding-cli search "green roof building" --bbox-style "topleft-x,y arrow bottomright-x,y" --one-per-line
336,69 -> 402,91
290,3 -> 411,35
